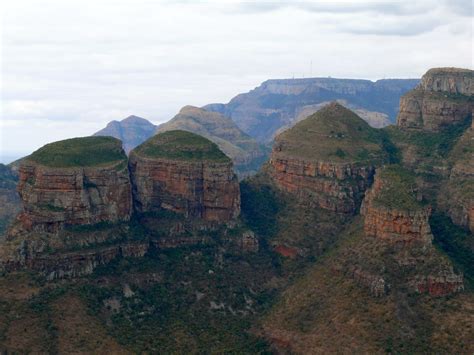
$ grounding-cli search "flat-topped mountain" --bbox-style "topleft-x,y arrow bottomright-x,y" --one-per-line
129,130 -> 240,221
420,67 -> 473,95
157,106 -> 267,175
94,115 -> 157,153
204,77 -> 419,141
10,136 -> 132,234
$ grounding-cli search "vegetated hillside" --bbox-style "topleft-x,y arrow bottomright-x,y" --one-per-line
258,69 -> 473,353
273,102 -> 386,163
94,115 -> 158,153
157,106 -> 268,177
204,77 -> 419,141
261,218 -> 473,354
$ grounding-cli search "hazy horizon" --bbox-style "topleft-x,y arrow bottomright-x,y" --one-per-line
1,0 -> 472,161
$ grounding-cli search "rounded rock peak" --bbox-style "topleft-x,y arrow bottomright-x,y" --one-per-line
274,102 -> 385,163
131,130 -> 231,162
179,105 -> 201,114
26,136 -> 127,168
122,115 -> 151,124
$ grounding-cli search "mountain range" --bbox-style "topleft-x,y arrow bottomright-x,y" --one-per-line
94,76 -> 419,176
204,77 -> 419,141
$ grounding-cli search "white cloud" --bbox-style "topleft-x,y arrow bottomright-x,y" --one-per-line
0,0 -> 472,160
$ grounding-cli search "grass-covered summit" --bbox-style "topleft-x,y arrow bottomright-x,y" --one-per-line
26,136 -> 127,168
274,102 -> 386,163
373,165 -> 425,211
131,130 -> 231,162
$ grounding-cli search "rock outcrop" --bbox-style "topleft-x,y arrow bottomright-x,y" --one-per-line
419,68 -> 473,95
411,272 -> 464,297
156,106 -> 267,177
397,68 -> 473,131
268,103 -> 386,214
19,241 -> 149,280
361,167 -> 432,246
129,130 -> 240,222
359,165 -> 463,296
9,137 -> 132,235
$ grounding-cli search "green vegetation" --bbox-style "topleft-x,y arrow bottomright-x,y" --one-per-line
240,177 -> 283,238
39,204 -> 66,212
77,246 -> 276,353
383,116 -> 471,161
373,165 -> 425,210
430,212 -> 474,290
132,130 -> 230,162
276,103 -> 386,163
27,136 -> 127,168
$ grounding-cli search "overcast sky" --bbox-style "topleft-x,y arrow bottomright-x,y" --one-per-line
1,0 -> 472,162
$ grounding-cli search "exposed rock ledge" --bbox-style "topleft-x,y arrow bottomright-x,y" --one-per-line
269,157 -> 376,214
361,168 -> 432,246
397,68 -> 473,131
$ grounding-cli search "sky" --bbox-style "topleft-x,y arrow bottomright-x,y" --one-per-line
1,0 -> 472,162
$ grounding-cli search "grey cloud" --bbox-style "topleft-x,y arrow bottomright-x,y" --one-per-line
237,1 -> 433,15
443,0 -> 473,16
339,18 -> 442,36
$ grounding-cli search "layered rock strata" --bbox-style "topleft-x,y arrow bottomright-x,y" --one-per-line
361,171 -> 432,246
129,130 -> 240,222
360,166 -> 463,296
268,103 -> 386,213
397,68 -> 473,131
9,137 -> 132,235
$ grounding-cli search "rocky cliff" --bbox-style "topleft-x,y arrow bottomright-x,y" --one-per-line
129,130 -> 240,222
156,106 -> 268,177
397,68 -> 473,131
8,137 -> 132,235
268,102 -> 387,213
94,115 -> 157,153
361,166 -> 432,246
205,77 -> 418,141
420,68 -> 473,95
359,165 -> 463,296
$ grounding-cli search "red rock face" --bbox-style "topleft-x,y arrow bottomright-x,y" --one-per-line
397,68 -> 473,132
12,161 -> 132,234
269,156 -> 375,214
361,174 -> 432,246
274,245 -> 298,258
129,154 -> 240,222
